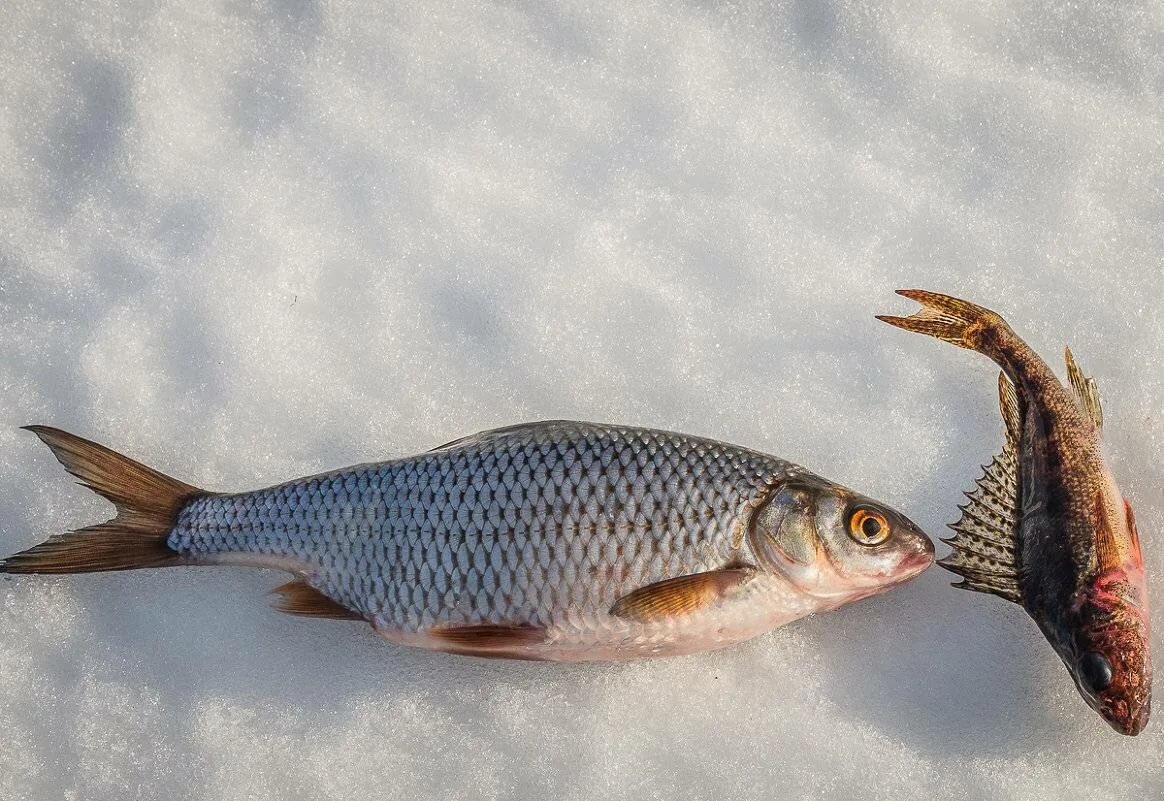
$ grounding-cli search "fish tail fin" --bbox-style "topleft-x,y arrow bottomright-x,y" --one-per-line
875,289 -> 1013,355
1,426 -> 206,574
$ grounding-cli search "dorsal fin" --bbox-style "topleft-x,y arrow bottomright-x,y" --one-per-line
271,578 -> 364,620
1064,347 -> 1103,430
937,375 -> 1023,604
429,420 -> 579,452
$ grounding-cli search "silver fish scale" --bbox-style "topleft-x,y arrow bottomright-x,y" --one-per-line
168,421 -> 798,631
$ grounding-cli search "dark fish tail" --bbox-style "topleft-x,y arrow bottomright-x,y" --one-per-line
876,289 -> 1055,396
1,427 -> 206,574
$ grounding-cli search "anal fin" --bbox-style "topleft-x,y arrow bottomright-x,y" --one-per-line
272,578 -> 364,620
610,566 -> 755,622
938,376 -> 1023,605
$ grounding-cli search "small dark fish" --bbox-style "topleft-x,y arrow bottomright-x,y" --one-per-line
878,290 -> 1152,735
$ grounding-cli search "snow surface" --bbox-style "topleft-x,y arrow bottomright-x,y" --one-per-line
1,1 -> 1163,799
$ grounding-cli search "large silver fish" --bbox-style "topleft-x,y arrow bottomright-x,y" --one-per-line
2,421 -> 933,661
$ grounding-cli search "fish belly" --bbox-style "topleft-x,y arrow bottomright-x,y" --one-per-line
383,572 -> 830,660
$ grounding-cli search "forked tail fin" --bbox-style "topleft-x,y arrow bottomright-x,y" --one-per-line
875,289 -> 1013,353
1,426 -> 207,574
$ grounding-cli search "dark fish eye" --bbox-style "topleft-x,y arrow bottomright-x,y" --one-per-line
862,517 -> 882,537
1078,651 -> 1113,693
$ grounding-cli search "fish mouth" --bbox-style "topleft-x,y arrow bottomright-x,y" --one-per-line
899,532 -> 936,577
870,538 -> 934,591
1100,697 -> 1150,736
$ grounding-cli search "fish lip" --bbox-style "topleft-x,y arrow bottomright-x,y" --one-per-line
1082,681 -> 1151,736
1103,696 -> 1151,736
1105,704 -> 1150,736
900,531 -> 936,575
876,540 -> 934,588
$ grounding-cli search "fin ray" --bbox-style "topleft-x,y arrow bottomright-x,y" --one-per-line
1,427 -> 205,574
939,383 -> 1024,605
428,623 -> 547,659
953,577 -> 1022,603
875,289 -> 1009,351
272,578 -> 364,620
1064,347 -> 1103,429
998,372 -> 1023,440
610,567 -> 755,622
430,421 -> 578,452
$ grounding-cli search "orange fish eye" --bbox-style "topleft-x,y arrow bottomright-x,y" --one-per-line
848,507 -> 891,546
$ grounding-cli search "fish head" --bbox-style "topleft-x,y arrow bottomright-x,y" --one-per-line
748,480 -> 934,603
1064,499 -> 1152,736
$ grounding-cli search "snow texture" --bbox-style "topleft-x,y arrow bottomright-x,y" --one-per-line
1,1 -> 1162,799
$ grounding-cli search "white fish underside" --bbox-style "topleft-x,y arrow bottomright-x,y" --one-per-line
167,421 -> 834,660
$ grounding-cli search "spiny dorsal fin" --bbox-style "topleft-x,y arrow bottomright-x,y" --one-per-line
937,381 -> 1023,605
1064,347 -> 1103,430
272,578 -> 364,620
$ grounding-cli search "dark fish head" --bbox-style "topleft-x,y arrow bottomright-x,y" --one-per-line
1051,494 -> 1152,735
748,480 -> 935,602
1065,566 -> 1152,735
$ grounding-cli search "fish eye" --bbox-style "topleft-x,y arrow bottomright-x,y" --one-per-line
1078,651 -> 1114,693
848,507 -> 891,546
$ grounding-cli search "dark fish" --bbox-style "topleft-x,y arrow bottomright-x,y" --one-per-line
878,290 -> 1151,735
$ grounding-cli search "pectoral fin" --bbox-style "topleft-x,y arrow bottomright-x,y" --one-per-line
938,374 -> 1023,605
610,567 -> 755,622
1065,347 -> 1103,430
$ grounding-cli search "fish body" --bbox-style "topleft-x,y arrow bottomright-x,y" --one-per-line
2,421 -> 933,662
879,290 -> 1152,735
